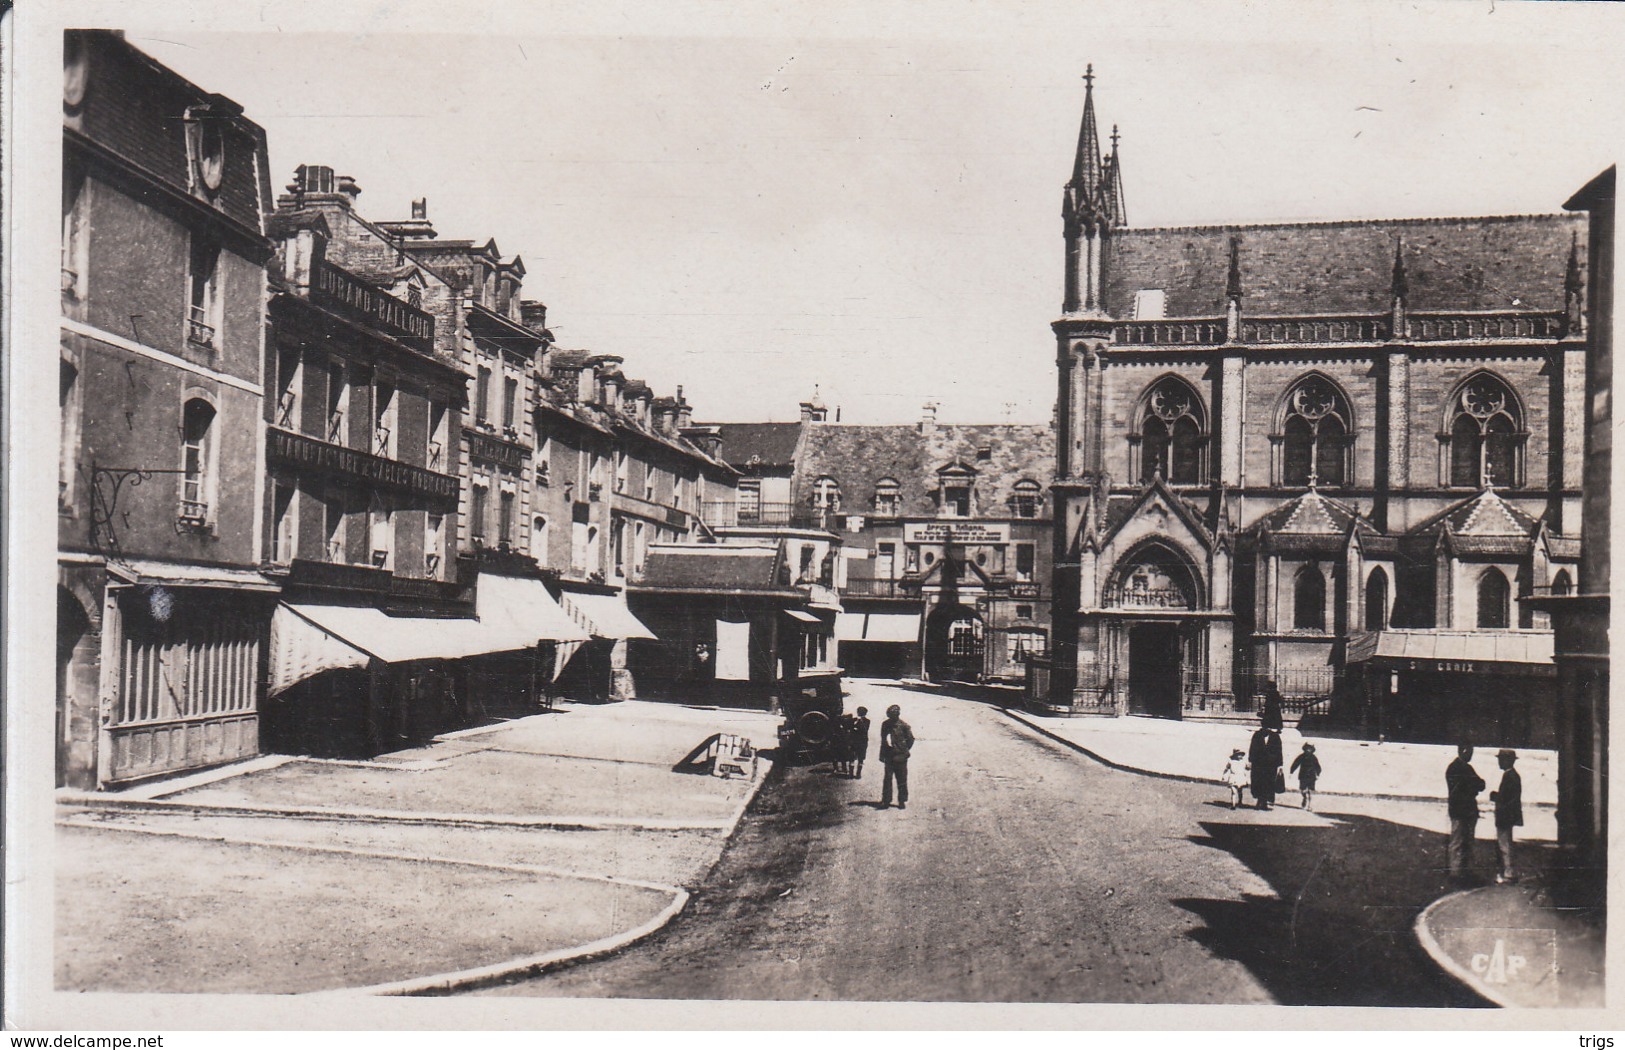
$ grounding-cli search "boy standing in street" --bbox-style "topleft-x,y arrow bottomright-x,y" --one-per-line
1290,742 -> 1322,811
1491,748 -> 1523,884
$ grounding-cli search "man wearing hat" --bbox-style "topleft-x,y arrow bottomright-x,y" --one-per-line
1445,744 -> 1486,882
1490,749 -> 1523,884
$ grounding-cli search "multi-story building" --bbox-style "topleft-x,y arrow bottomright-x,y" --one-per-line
707,398 -> 1056,685
257,170 -> 586,754
57,31 -> 278,787
532,352 -> 734,699
1045,72 -> 1583,748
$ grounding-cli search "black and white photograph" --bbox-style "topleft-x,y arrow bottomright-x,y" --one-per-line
4,0 -> 1621,1032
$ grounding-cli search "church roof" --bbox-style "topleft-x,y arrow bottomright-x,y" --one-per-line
1243,488 -> 1372,536
1104,213 -> 1585,318
1407,488 -> 1541,539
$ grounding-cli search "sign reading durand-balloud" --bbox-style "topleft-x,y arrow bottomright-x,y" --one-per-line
903,522 -> 1011,545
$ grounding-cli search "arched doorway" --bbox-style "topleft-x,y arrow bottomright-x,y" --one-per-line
1105,540 -> 1204,719
925,602 -> 983,683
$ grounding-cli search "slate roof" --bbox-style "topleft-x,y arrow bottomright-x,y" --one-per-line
637,546 -> 788,593
707,423 -> 804,471
1243,489 -> 1374,536
1105,214 -> 1585,318
72,31 -> 270,236
794,424 -> 1055,516
1408,488 -> 1541,539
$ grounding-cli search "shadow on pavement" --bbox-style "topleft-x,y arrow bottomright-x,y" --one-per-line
1173,811 -> 1576,1007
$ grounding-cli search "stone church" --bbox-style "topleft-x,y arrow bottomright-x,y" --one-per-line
1045,71 -> 1587,748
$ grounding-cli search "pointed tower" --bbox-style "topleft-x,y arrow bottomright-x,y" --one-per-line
1564,231 -> 1585,336
1104,125 -> 1127,229
1062,66 -> 1115,314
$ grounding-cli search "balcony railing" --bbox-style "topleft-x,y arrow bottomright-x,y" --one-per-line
177,500 -> 209,529
267,427 -> 459,501
311,259 -> 435,353
1240,315 -> 1388,344
1111,310 -> 1566,349
842,576 -> 918,598
1112,319 -> 1225,346
186,305 -> 217,349
702,501 -> 839,530
1404,312 -> 1564,342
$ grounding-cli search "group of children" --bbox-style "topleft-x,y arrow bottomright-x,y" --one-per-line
831,706 -> 872,779
1221,740 -> 1322,810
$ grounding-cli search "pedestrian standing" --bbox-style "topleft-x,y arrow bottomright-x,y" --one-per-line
1220,748 -> 1247,810
1290,742 -> 1322,811
833,711 -> 857,777
1248,723 -> 1284,810
851,706 -> 872,779
1490,748 -> 1523,884
1445,743 -> 1487,882
878,704 -> 914,809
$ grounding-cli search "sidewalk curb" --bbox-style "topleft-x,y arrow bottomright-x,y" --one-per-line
58,795 -> 740,832
1413,888 -> 1508,1007
1000,708 -> 1552,808
336,888 -> 692,997
334,757 -> 775,996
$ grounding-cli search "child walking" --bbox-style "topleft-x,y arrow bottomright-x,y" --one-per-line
1290,742 -> 1322,810
1221,748 -> 1247,809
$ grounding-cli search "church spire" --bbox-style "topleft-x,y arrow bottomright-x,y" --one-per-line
1071,65 -> 1103,192
1104,124 -> 1127,228
1062,66 -> 1118,314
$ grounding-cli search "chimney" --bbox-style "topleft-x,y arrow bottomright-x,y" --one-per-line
676,385 -> 693,429
799,386 -> 828,423
520,300 -> 548,331
578,363 -> 596,403
919,400 -> 938,434
602,371 -> 622,406
378,196 -> 437,240
336,174 -> 361,203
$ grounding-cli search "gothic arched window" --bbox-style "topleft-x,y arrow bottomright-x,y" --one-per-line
1138,378 -> 1206,485
1552,569 -> 1574,596
1477,568 -> 1510,628
1294,564 -> 1326,631
1364,567 -> 1389,632
1449,374 -> 1522,488
1281,376 -> 1352,487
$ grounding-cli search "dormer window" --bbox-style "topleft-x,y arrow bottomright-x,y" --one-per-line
936,464 -> 976,518
812,477 -> 841,516
873,478 -> 900,517
184,107 -> 226,201
1011,479 -> 1042,518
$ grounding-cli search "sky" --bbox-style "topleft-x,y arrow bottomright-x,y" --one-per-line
76,1 -> 1625,425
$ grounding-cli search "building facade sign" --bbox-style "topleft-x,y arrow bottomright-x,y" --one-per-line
269,427 -> 459,500
904,522 -> 1011,545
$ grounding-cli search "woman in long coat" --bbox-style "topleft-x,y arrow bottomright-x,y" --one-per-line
1248,725 -> 1284,810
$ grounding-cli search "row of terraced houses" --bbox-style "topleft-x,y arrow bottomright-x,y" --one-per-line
56,30 -> 846,790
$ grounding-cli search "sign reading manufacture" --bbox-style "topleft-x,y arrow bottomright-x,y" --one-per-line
903,522 -> 1011,545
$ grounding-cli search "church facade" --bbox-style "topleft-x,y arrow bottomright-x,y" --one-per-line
1045,72 -> 1587,748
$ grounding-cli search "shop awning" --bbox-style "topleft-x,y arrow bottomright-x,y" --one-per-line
269,578 -> 587,695
559,590 -> 657,640
475,573 -> 591,645
837,611 -> 921,643
1356,629 -> 1556,673
784,609 -> 823,624
108,557 -> 279,592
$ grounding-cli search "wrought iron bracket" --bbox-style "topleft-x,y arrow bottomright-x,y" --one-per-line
88,462 -> 189,558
